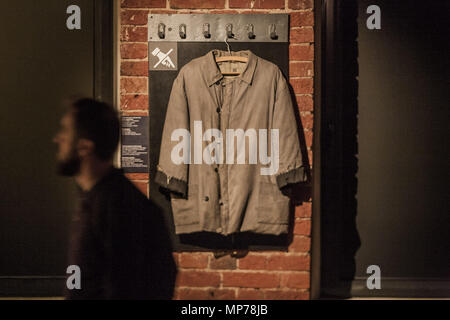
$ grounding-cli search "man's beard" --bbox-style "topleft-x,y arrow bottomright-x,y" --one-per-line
56,147 -> 81,176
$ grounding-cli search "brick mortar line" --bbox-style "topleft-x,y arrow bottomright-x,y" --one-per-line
290,43 -> 313,46
290,26 -> 314,29
120,23 -> 314,27
120,25 -> 149,27
120,111 -> 149,113
295,216 -> 313,221
120,41 -> 148,44
177,241 -> 311,253
119,110 -> 149,112
179,261 -> 311,268
120,40 -> 314,44
176,286 -> 309,292
181,251 -> 310,256
120,8 -> 314,13
178,252 -> 311,257
177,269 -> 310,273
120,60 -> 148,63
290,78 -> 314,82
176,286 -> 309,290
289,76 -> 314,79
120,75 -> 148,78
232,251 -> 310,256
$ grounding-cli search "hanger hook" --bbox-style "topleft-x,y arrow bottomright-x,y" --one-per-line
224,36 -> 231,55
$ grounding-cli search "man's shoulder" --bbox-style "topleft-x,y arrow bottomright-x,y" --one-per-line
93,168 -> 147,205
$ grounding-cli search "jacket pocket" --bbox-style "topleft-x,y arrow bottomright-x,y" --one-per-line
170,184 -> 200,226
256,182 -> 290,225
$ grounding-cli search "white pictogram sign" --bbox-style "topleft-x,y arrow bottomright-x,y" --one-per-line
152,47 -> 175,69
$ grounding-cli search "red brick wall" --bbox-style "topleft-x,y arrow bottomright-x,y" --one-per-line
120,0 -> 314,300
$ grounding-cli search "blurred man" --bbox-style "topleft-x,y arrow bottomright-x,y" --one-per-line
53,98 -> 177,299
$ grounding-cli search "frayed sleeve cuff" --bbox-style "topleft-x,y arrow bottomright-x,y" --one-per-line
154,169 -> 187,197
276,166 -> 308,189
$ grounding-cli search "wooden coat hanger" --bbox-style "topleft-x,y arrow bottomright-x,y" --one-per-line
214,36 -> 248,76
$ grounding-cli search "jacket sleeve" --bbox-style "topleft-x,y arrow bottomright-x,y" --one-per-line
273,69 -> 308,189
154,71 -> 189,197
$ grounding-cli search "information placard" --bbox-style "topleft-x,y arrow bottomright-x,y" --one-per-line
121,116 -> 149,173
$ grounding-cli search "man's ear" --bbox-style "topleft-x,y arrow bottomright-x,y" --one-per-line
76,138 -> 95,158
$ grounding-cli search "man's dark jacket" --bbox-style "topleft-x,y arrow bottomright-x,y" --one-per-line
65,167 -> 177,299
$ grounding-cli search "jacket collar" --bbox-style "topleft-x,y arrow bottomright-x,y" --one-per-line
204,49 -> 257,87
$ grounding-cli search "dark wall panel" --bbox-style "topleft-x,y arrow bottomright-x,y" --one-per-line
320,0 -> 450,298
355,0 -> 450,279
149,42 -> 292,251
0,0 -> 95,278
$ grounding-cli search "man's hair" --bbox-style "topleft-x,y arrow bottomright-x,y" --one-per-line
69,98 -> 120,161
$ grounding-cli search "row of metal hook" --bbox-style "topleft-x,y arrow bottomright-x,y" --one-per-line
157,23 -> 279,40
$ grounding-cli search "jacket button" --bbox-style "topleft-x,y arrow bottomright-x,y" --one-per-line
214,168 -> 218,172
219,202 -> 223,206
216,107 -> 220,113
204,196 -> 209,201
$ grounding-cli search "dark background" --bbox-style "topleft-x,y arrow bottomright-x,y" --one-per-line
0,0 -> 113,296
0,0 -> 94,277
320,0 -> 450,297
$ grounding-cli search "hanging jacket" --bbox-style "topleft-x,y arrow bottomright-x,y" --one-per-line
155,49 -> 307,236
